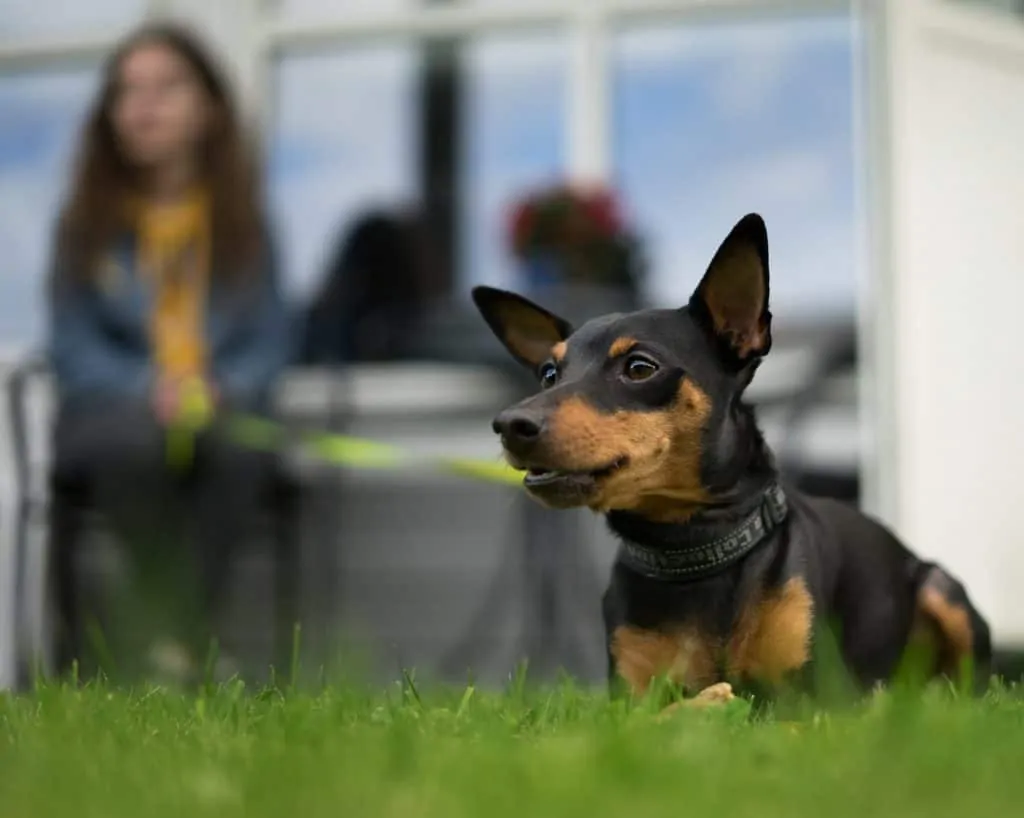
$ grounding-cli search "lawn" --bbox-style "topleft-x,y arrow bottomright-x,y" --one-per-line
2,673 -> 1023,818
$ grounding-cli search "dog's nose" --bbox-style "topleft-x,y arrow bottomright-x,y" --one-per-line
492,409 -> 543,445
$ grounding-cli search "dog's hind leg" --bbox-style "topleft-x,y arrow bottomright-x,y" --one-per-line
914,563 -> 992,692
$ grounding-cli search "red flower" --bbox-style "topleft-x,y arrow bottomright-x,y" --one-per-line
508,201 -> 535,254
584,189 -> 621,235
506,182 -> 631,260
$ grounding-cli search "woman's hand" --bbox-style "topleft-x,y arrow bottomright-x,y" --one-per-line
153,376 -> 219,426
153,377 -> 182,425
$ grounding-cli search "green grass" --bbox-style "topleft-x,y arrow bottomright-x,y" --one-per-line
2,674 -> 1023,818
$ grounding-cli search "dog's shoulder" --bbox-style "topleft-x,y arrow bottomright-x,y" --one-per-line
784,488 -> 921,617
790,490 -> 914,564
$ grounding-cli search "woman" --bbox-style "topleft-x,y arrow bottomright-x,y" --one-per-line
46,22 -> 291,682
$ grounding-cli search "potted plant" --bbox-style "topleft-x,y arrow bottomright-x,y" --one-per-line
506,183 -> 644,306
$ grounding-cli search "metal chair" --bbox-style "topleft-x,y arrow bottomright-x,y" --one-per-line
5,354 -> 303,687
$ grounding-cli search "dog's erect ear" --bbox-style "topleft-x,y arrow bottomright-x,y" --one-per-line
689,213 -> 772,364
472,285 -> 573,369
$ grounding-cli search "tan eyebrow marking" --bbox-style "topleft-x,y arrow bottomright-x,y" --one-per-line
608,337 -> 638,358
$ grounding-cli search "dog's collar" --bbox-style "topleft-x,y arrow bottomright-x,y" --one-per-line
610,482 -> 789,581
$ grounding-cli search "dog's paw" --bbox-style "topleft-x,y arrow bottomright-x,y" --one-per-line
656,682 -> 735,721
690,682 -> 735,707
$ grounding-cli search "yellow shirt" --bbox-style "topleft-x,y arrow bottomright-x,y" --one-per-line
134,189 -> 211,384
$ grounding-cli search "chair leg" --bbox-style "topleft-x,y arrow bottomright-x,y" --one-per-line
13,497 -> 38,690
16,499 -> 56,688
49,499 -> 83,679
272,485 -> 301,682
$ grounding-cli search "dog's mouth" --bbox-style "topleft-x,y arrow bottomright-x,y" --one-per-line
521,457 -> 628,490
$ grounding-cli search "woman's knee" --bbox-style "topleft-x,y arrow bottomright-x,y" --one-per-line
55,400 -> 167,482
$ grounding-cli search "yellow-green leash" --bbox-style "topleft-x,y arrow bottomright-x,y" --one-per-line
226,413 -> 523,486
164,378 -> 523,487
166,378 -> 216,470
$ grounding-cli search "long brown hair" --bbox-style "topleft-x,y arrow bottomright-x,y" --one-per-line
58,21 -> 264,281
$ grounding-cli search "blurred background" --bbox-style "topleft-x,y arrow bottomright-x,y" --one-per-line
0,0 -> 1021,690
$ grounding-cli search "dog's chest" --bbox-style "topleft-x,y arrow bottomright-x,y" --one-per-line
609,577 -> 814,694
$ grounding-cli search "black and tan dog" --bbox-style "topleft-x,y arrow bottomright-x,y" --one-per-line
472,213 -> 991,707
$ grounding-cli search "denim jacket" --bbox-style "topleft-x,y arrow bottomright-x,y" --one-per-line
47,230 -> 293,413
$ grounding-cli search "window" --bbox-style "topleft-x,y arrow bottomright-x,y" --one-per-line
0,68 -> 98,348
0,0 -> 145,350
0,2 -> 866,343
0,0 -> 144,40
460,33 -> 567,293
612,14 -> 861,320
268,45 -> 422,299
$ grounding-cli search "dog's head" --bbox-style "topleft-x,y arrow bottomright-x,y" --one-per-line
473,213 -> 773,521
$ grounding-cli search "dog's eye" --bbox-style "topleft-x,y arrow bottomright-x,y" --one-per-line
624,355 -> 658,382
538,362 -> 559,389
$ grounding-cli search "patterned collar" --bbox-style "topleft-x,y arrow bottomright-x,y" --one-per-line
611,482 -> 789,581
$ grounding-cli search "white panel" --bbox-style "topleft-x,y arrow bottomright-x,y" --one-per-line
566,9 -> 609,184
887,1 -> 1024,642
274,0 -> 413,18
947,0 -> 1024,17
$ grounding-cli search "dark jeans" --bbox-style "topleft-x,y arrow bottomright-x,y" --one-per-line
52,399 -> 272,674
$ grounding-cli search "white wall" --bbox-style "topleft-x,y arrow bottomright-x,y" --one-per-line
879,0 -> 1024,643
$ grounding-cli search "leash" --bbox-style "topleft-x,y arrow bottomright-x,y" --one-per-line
164,377 -> 523,487
227,413 -> 524,486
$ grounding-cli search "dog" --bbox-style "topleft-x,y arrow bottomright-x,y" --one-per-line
472,213 -> 991,706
